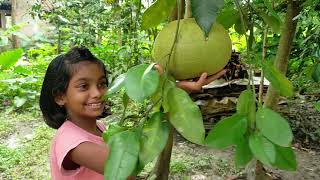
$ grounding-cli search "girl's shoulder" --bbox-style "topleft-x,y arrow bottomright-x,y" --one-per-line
53,121 -> 104,146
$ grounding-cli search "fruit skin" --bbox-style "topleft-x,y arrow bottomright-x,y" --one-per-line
153,18 -> 232,80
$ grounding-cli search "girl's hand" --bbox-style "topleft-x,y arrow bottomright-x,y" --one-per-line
154,64 -> 226,93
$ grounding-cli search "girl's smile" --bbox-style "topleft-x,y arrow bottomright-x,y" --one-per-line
56,61 -> 107,121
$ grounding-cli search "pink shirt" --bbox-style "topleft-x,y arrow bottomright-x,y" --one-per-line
50,120 -> 106,180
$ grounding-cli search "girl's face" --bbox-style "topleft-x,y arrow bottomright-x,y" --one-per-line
56,61 -> 107,121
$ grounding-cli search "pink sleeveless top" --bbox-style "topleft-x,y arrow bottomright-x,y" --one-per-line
50,120 -> 106,180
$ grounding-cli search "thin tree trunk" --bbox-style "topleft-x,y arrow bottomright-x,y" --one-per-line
11,0 -> 19,48
154,126 -> 174,179
264,0 -> 301,109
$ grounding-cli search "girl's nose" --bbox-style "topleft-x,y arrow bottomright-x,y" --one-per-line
90,87 -> 103,98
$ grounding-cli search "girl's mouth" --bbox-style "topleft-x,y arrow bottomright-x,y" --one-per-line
85,102 -> 103,109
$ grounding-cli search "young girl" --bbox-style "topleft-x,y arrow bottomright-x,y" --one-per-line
39,46 -> 225,179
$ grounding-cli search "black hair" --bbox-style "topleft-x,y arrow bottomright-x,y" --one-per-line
39,46 -> 109,129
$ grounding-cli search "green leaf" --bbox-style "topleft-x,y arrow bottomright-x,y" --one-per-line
205,114 -> 247,149
13,96 -> 27,107
315,101 -> 320,112
272,145 -> 297,171
151,75 -> 175,112
139,112 -> 169,167
104,130 -> 140,180
141,63 -> 160,97
312,63 -> 320,82
263,62 -> 293,97
236,89 -> 256,123
107,73 -> 126,97
124,64 -> 159,102
234,15 -> 247,35
0,48 -> 24,70
256,108 -> 293,147
191,0 -> 224,37
102,124 -> 126,142
235,136 -> 253,168
263,0 -> 282,22
249,132 -> 274,166
216,6 -> 238,29
141,0 -> 177,30
167,87 -> 205,144
258,11 -> 281,33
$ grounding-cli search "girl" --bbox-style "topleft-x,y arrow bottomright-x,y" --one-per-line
39,46 -> 225,179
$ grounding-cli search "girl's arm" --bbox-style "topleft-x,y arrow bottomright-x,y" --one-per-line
68,142 -> 108,174
154,64 -> 226,93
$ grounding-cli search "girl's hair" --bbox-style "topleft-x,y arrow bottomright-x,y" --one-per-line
39,46 -> 109,129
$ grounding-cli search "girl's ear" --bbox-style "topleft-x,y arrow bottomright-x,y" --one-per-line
55,94 -> 66,106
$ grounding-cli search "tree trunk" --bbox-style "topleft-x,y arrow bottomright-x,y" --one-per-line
11,0 -> 19,48
154,126 -> 174,179
264,0 -> 301,109
255,1 -> 301,180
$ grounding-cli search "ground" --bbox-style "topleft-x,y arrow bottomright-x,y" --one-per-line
0,96 -> 319,180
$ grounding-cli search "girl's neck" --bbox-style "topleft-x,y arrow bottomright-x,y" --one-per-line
68,116 -> 101,136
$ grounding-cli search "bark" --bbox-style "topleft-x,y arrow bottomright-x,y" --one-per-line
11,0 -> 19,48
154,126 -> 174,179
264,0 -> 301,109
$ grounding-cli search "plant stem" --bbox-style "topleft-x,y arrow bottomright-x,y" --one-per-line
258,28 -> 268,105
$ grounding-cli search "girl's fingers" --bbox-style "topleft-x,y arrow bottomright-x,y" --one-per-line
197,72 -> 208,87
204,69 -> 227,85
154,64 -> 164,75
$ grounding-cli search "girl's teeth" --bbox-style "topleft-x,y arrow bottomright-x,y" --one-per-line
87,103 -> 101,107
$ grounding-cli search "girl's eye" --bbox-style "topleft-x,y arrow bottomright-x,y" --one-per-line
98,81 -> 107,88
78,84 -> 88,91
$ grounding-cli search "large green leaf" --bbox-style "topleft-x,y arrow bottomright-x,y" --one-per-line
272,145 -> 297,171
263,0 -> 282,22
139,112 -> 169,167
13,96 -> 27,108
205,114 -> 247,149
104,130 -> 140,180
167,87 -> 205,144
236,89 -> 256,124
141,63 -> 160,97
263,62 -> 293,97
258,11 -> 281,33
216,6 -> 238,29
312,63 -> 320,82
256,108 -> 293,147
249,132 -> 274,166
191,0 -> 224,37
102,124 -> 126,142
107,73 -> 126,97
235,136 -> 253,168
124,64 -> 159,102
0,48 -> 23,70
151,75 -> 175,113
141,0 -> 177,30
234,15 -> 247,35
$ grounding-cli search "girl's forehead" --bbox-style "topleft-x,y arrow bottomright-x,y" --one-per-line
70,61 -> 105,77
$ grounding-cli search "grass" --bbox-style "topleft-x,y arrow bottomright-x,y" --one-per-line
0,111 -> 54,180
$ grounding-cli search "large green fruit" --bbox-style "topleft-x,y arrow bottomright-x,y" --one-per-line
153,18 -> 232,80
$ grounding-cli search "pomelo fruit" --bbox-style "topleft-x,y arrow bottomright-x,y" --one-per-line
153,18 -> 232,80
